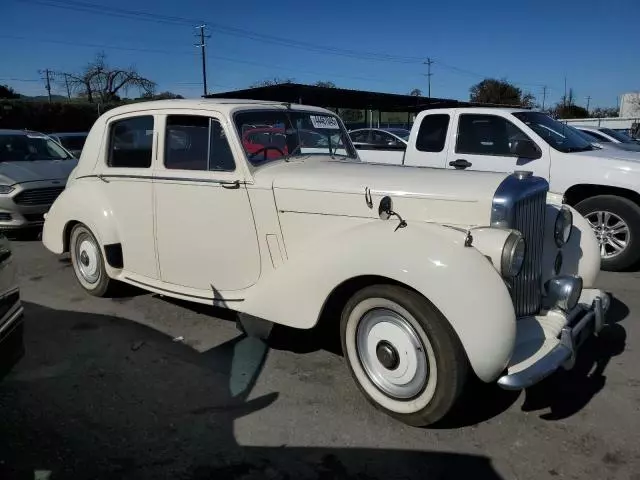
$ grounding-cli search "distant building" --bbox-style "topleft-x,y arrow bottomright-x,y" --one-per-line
620,92 -> 640,118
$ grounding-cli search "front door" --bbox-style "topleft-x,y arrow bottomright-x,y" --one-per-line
153,112 -> 261,293
445,113 -> 550,180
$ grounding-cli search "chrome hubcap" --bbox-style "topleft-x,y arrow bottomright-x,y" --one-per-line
585,211 -> 630,259
76,236 -> 100,284
356,308 -> 428,399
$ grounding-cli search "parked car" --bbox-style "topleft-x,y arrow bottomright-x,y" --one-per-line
574,126 -> 640,152
48,132 -> 89,158
42,99 -> 609,427
0,233 -> 24,378
357,108 -> 640,271
0,130 -> 77,231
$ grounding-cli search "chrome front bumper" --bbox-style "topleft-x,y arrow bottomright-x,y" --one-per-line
497,288 -> 610,390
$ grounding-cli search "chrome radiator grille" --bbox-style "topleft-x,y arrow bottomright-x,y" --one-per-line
511,191 -> 546,316
491,172 -> 549,317
14,186 -> 65,206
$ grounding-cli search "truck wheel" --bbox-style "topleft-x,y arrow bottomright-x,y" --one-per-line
69,224 -> 115,296
340,285 -> 468,427
575,195 -> 640,271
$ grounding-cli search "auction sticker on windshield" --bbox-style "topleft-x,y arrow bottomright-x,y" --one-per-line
310,115 -> 339,129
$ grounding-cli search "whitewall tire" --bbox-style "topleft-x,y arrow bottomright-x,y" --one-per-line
70,224 -> 115,297
340,285 -> 468,426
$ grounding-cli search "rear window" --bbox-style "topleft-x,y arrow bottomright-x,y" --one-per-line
108,116 -> 154,168
416,114 -> 449,152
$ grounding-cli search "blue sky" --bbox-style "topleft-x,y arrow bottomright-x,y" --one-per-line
1,0 -> 638,109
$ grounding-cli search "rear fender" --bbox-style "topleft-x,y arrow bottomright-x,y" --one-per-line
42,181 -> 120,257
241,220 -> 516,382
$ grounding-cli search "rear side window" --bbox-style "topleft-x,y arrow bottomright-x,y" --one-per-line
108,116 -> 154,168
416,114 -> 449,152
164,115 -> 235,171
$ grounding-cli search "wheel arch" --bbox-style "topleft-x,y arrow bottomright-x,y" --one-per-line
564,183 -> 640,207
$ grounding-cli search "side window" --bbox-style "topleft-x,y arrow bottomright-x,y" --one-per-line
371,131 -> 395,145
456,114 -> 514,156
164,115 -> 235,171
109,116 -> 154,168
350,131 -> 370,143
416,114 -> 449,152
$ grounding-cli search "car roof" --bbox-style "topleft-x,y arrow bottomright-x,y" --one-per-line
573,126 -> 605,132
0,129 -> 47,136
102,98 -> 335,118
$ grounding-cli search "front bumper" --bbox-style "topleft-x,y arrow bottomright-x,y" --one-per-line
497,288 -> 609,390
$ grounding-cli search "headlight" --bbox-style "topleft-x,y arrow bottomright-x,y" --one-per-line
554,206 -> 573,247
0,185 -> 14,194
501,231 -> 526,277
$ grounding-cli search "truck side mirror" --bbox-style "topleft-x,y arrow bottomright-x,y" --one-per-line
511,139 -> 541,159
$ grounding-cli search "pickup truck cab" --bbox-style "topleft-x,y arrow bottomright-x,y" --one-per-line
357,108 -> 640,271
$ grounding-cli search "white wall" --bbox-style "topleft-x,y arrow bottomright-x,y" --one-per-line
620,92 -> 640,118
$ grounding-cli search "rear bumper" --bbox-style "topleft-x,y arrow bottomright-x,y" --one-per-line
0,296 -> 25,378
497,288 -> 609,390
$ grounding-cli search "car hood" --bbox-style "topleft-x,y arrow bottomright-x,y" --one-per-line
258,158 -> 509,227
573,148 -> 640,163
0,159 -> 78,185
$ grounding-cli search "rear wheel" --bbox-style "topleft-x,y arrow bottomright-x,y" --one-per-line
575,195 -> 640,271
340,285 -> 468,427
70,224 -> 115,296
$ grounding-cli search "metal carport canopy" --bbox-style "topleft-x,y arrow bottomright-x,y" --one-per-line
205,83 -> 486,113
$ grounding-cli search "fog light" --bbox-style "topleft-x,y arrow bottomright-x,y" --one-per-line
545,275 -> 583,312
554,251 -> 563,275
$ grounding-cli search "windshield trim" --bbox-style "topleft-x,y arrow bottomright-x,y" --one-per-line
232,108 -> 358,167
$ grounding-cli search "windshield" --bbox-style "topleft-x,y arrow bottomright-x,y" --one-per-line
384,128 -> 410,140
600,128 -> 635,143
512,112 -> 594,153
234,110 -> 357,165
0,133 -> 71,162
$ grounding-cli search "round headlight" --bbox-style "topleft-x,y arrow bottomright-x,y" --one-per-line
501,232 -> 526,278
554,206 -> 573,247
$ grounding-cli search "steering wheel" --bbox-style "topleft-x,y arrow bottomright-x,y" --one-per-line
249,146 -> 285,162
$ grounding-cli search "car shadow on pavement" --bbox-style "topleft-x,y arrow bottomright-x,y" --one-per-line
520,295 -> 628,420
0,301 -> 505,480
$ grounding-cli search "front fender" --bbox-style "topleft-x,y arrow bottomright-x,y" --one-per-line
241,220 -> 516,382
43,180 -> 120,255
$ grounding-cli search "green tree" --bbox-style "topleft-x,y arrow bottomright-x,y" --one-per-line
409,88 -> 422,97
553,89 -> 589,118
138,91 -> 184,100
0,84 -> 20,99
590,107 -> 619,118
315,81 -> 337,88
470,78 -> 534,107
249,77 -> 295,88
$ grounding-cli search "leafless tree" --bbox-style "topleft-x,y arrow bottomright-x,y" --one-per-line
64,52 -> 156,103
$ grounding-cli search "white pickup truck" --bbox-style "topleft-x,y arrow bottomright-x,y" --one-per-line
355,108 -> 640,271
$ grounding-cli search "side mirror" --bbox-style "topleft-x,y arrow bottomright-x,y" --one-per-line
511,138 -> 541,159
379,196 -> 393,220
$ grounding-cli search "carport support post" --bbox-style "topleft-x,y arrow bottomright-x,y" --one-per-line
378,110 -> 381,128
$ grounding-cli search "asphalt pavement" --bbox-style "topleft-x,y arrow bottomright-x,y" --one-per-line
1,238 -> 639,479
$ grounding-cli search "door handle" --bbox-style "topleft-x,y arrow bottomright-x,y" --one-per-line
220,180 -> 240,189
449,159 -> 472,170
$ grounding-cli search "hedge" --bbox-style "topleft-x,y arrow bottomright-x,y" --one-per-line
0,100 -> 122,133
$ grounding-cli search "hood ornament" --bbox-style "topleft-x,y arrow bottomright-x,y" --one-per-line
379,196 -> 407,232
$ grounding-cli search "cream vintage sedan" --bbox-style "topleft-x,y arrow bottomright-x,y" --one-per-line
42,99 -> 610,426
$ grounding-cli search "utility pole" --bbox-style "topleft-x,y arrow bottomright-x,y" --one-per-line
563,76 -> 567,106
586,95 -> 591,114
423,58 -> 434,98
541,85 -> 548,110
39,68 -> 53,103
195,25 -> 210,97
63,73 -> 72,100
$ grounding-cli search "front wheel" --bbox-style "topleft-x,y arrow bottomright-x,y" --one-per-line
340,285 -> 468,427
575,195 -> 640,272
